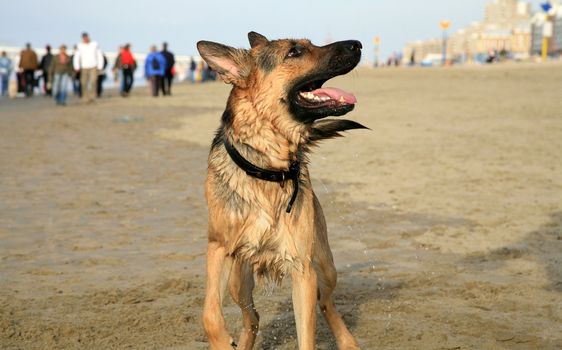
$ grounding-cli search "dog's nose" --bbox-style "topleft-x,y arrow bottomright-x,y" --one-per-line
345,40 -> 362,52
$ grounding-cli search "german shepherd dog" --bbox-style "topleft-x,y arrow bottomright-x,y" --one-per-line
197,32 -> 366,350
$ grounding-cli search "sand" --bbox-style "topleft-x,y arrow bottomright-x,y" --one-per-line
1,63 -> 561,350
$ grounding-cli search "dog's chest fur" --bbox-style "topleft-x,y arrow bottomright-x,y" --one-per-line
231,203 -> 306,282
206,138 -> 313,282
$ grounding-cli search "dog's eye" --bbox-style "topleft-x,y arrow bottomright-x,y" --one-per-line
286,45 -> 304,58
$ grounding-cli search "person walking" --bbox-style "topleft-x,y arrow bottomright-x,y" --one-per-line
73,32 -> 103,103
18,43 -> 38,97
160,42 -> 175,95
112,45 -> 124,95
96,53 -> 108,97
70,45 -> 81,97
0,51 -> 12,97
188,56 -> 196,83
48,45 -> 73,106
144,45 -> 166,97
195,60 -> 205,83
39,45 -> 53,96
119,44 -> 136,97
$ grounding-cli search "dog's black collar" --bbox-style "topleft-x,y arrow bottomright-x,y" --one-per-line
223,138 -> 300,213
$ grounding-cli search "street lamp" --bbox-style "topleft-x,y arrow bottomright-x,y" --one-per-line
373,36 -> 381,67
440,20 -> 451,66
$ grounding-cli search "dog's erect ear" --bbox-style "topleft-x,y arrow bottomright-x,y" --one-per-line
248,32 -> 269,48
197,41 -> 249,87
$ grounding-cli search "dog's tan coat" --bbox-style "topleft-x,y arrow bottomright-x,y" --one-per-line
198,32 -> 363,350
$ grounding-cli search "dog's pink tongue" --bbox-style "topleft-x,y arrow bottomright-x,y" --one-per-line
312,87 -> 357,104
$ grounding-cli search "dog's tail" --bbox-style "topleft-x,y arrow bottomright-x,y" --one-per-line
308,119 -> 369,144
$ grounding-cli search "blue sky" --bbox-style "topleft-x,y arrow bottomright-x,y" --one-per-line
0,0 -> 545,61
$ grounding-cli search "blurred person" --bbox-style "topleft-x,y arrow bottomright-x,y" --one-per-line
18,43 -> 38,97
486,49 -> 498,63
144,45 -> 166,97
499,48 -> 509,62
205,63 -> 216,81
73,32 -> 104,103
386,54 -> 394,67
160,42 -> 175,95
16,72 -> 24,94
394,51 -> 402,67
119,44 -> 136,97
189,56 -> 196,83
195,60 -> 205,83
48,45 -> 73,106
96,52 -> 108,97
112,45 -> 124,94
0,51 -> 12,97
70,45 -> 81,97
39,45 -> 53,96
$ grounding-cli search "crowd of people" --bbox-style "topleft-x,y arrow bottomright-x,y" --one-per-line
0,32 -> 220,105
1,33 -> 108,105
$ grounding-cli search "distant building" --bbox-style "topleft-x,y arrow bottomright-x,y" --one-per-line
484,0 -> 530,26
402,0 -> 550,65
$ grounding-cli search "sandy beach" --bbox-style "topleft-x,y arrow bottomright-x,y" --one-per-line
1,63 -> 561,349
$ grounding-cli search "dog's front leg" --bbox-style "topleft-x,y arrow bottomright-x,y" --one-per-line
203,241 -> 235,349
291,262 -> 318,350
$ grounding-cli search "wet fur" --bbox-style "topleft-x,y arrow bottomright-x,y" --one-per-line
198,32 -> 365,350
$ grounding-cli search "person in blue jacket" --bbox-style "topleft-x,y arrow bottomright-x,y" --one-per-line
144,45 -> 166,97
0,51 -> 12,97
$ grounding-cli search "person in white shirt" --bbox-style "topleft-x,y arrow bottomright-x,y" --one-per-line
73,32 -> 103,103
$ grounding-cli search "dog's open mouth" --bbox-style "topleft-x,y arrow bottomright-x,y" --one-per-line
298,85 -> 357,107
292,77 -> 357,119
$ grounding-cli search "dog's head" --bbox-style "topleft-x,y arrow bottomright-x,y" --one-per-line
197,32 -> 362,125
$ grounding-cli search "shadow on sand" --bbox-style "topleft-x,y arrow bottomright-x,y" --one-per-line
461,211 -> 562,292
255,184 -> 477,349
